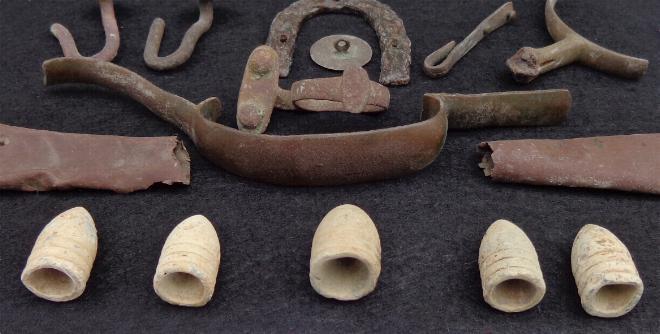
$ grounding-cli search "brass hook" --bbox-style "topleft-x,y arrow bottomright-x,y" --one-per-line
49,0 -> 120,61
424,2 -> 516,78
143,0 -> 214,70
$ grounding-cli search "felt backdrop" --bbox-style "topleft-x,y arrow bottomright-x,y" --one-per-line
0,0 -> 658,332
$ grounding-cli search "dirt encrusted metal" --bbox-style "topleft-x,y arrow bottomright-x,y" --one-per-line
0,123 -> 190,193
50,0 -> 120,61
143,0 -> 214,70
479,134 -> 660,194
43,57 -> 570,186
506,0 -> 649,83
266,0 -> 412,86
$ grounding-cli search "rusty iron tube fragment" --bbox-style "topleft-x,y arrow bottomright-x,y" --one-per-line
424,2 -> 516,78
43,57 -> 568,186
50,0 -> 120,61
266,0 -> 412,86
0,123 -> 190,193
506,0 -> 649,83
479,134 -> 660,194
144,0 -> 214,70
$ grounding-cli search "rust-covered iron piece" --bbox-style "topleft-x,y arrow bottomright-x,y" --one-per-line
144,0 -> 214,70
266,0 -> 411,86
237,46 -> 390,134
506,0 -> 649,83
43,57 -> 569,186
50,0 -> 120,61
424,2 -> 516,78
479,134 -> 660,194
0,123 -> 190,193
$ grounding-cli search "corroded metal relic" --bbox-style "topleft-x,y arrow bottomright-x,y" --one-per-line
506,0 -> 649,83
311,35 -> 373,71
266,0 -> 411,86
0,123 -> 190,193
479,134 -> 660,194
43,57 -> 570,186
144,0 -> 214,70
50,0 -> 120,61
424,2 -> 516,78
237,46 -> 389,133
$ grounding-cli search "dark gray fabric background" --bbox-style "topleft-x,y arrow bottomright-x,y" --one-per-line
0,0 -> 658,332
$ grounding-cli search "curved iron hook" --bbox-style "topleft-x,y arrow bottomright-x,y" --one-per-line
143,0 -> 214,71
49,0 -> 120,61
507,0 -> 649,83
424,2 -> 516,78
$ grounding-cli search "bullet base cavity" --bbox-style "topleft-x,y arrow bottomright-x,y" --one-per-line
311,255 -> 373,300
489,278 -> 545,312
154,272 -> 206,306
22,267 -> 78,301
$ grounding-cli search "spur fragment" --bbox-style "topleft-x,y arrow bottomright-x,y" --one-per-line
506,0 -> 649,83
50,0 -> 120,61
479,134 -> 660,194
424,2 -> 516,78
0,123 -> 190,193
144,0 -> 214,70
43,57 -> 570,186
266,0 -> 411,86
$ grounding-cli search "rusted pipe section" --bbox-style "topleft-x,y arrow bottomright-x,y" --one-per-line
50,0 -> 120,61
266,0 -> 412,86
424,2 -> 516,78
479,134 -> 660,194
43,57 -> 569,186
0,123 -> 190,193
506,0 -> 649,83
144,0 -> 214,70
237,46 -> 390,134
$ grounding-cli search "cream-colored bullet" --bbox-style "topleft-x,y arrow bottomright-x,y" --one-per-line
309,204 -> 381,301
478,219 -> 546,312
21,207 -> 98,302
153,215 -> 221,307
571,224 -> 643,318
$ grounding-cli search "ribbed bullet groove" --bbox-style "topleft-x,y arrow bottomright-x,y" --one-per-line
571,224 -> 643,318
21,207 -> 98,302
153,215 -> 221,307
310,204 -> 381,301
478,220 -> 546,312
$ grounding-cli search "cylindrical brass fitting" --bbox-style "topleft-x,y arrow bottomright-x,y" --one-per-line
21,207 -> 98,302
309,204 -> 381,301
153,215 -> 221,307
478,219 -> 546,312
572,224 -> 644,318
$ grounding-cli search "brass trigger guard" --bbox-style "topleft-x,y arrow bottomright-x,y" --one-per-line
236,46 -> 390,134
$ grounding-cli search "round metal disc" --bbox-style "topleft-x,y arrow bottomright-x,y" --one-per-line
310,35 -> 373,71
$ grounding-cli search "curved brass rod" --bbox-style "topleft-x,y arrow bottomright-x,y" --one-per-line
144,0 -> 214,70
42,58 -> 570,186
507,0 -> 649,83
50,0 -> 120,61
424,2 -> 516,78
